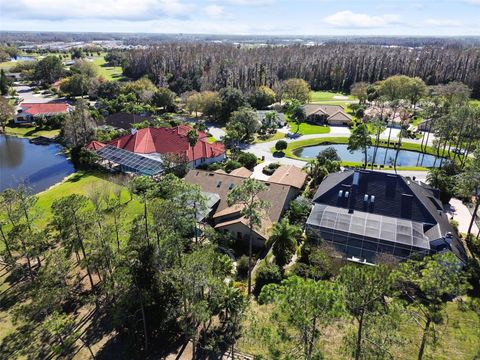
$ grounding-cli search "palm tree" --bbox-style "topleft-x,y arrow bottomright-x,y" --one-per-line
266,219 -> 302,268
305,159 -> 328,188
187,129 -> 199,169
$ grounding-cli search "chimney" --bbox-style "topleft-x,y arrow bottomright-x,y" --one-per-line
386,175 -> 397,198
401,193 -> 413,219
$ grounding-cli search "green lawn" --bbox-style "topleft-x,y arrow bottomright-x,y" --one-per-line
0,171 -> 142,246
0,61 -> 20,69
289,122 -> 331,135
34,171 -> 142,225
309,91 -> 358,108
238,299 -> 480,359
4,126 -> 60,139
92,57 -> 124,81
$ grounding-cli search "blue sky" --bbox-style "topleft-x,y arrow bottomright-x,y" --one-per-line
1,0 -> 479,36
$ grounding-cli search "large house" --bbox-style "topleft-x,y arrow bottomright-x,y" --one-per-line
14,102 -> 72,124
306,170 -> 467,265
87,125 -> 225,175
303,104 -> 352,126
185,166 -> 307,246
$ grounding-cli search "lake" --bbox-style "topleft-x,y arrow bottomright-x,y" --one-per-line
292,143 -> 442,168
0,135 -> 75,193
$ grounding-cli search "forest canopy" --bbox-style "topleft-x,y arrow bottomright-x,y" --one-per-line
122,43 -> 480,98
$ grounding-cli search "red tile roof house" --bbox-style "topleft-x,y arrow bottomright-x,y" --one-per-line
87,125 -> 226,170
14,102 -> 72,125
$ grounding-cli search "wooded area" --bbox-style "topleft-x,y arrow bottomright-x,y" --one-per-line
122,43 -> 480,97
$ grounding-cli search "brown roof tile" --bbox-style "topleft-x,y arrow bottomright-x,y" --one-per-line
268,165 -> 307,189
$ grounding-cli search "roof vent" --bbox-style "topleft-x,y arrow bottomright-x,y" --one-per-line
363,194 -> 369,202
344,191 -> 349,198
216,181 -> 222,188
370,195 -> 375,203
338,190 -> 344,198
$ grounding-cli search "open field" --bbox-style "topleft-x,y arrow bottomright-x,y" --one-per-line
92,57 -> 123,81
309,91 -> 358,108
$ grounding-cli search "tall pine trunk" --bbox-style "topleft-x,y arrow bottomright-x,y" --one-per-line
418,318 -> 431,360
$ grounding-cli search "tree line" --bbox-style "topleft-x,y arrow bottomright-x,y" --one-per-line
122,43 -> 480,97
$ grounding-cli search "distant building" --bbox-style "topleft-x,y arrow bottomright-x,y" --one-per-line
257,110 -> 287,127
14,102 -> 72,124
306,170 -> 467,265
303,104 -> 352,126
184,168 -> 306,246
86,125 -> 225,174
103,112 -> 151,130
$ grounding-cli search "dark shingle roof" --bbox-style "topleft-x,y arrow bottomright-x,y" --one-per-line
310,170 -> 467,262
104,112 -> 151,130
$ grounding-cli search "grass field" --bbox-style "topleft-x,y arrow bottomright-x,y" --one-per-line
4,125 -> 60,139
0,171 -> 142,247
309,91 -> 358,108
92,57 -> 123,81
237,299 -> 480,359
288,122 -> 331,135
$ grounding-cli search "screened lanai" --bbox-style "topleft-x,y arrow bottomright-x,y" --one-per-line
96,145 -> 164,176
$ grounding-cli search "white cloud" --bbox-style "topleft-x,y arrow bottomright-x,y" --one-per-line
211,0 -> 274,5
3,0 -> 194,20
425,18 -> 462,27
323,10 -> 400,28
205,5 -> 226,18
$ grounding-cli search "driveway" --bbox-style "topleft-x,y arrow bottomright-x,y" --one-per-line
448,198 -> 479,235
14,84 -> 64,104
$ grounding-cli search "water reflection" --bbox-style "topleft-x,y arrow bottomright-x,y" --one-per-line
293,144 -> 443,168
0,135 -> 75,193
0,135 -> 24,168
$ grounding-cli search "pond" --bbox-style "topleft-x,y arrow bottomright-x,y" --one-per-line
0,135 -> 75,193
11,56 -> 35,62
292,143 -> 442,168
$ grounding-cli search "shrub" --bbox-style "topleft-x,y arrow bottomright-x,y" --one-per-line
450,219 -> 459,235
207,162 -> 223,171
262,162 -> 280,175
275,139 -> 288,152
254,262 -> 282,298
236,255 -> 250,280
224,160 -> 242,173
237,152 -> 258,170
